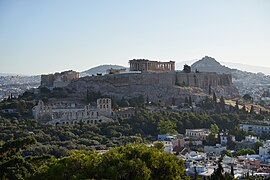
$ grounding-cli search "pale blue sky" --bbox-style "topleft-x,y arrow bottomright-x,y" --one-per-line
0,0 -> 269,75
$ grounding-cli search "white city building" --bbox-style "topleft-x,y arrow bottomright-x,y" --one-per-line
259,140 -> 270,156
204,144 -> 226,155
240,124 -> 270,136
185,128 -> 210,140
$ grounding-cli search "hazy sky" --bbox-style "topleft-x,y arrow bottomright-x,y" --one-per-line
0,0 -> 269,75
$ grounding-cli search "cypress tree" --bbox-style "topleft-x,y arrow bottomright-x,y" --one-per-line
250,105 -> 254,114
235,101 -> 239,113
213,92 -> 217,104
230,165 -> 234,176
220,96 -> 225,112
188,96 -> 192,107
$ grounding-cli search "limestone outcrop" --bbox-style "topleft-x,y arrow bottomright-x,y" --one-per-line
67,71 -> 238,105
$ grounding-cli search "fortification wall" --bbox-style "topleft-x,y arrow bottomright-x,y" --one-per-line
79,72 -> 176,86
40,70 -> 79,88
41,74 -> 54,87
68,71 -> 236,105
176,72 -> 232,88
77,72 -> 231,89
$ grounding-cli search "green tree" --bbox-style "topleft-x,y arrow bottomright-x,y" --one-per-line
153,141 -> 165,151
38,143 -> 186,180
243,94 -> 252,101
157,119 -> 178,134
230,165 -> 234,177
184,97 -> 189,106
210,123 -> 219,135
98,143 -> 186,179
235,101 -> 239,113
213,92 -> 217,104
188,96 -> 192,107
235,148 -> 256,156
254,141 -> 263,153
250,105 -> 255,114
220,96 -> 225,112
241,105 -> 247,114
205,133 -> 218,146
37,150 -> 99,179
0,136 -> 38,180
222,149 -> 232,157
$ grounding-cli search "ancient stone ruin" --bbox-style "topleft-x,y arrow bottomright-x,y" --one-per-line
41,70 -> 79,89
129,59 -> 175,72
66,59 -> 238,106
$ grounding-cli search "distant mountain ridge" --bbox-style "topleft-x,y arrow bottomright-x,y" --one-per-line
220,62 -> 270,75
80,65 -> 127,77
0,73 -> 31,76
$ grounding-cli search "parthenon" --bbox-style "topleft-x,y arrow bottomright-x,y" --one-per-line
129,59 -> 175,72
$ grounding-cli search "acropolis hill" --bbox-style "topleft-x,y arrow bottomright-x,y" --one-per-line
59,59 -> 239,105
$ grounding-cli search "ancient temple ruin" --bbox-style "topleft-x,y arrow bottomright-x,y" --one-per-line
129,59 -> 175,72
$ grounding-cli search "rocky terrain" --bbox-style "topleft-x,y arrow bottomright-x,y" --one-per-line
66,68 -> 238,106
68,75 -> 209,105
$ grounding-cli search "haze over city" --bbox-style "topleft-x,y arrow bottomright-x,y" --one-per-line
0,0 -> 269,75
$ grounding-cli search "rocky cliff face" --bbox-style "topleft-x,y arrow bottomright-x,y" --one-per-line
67,71 -> 238,105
